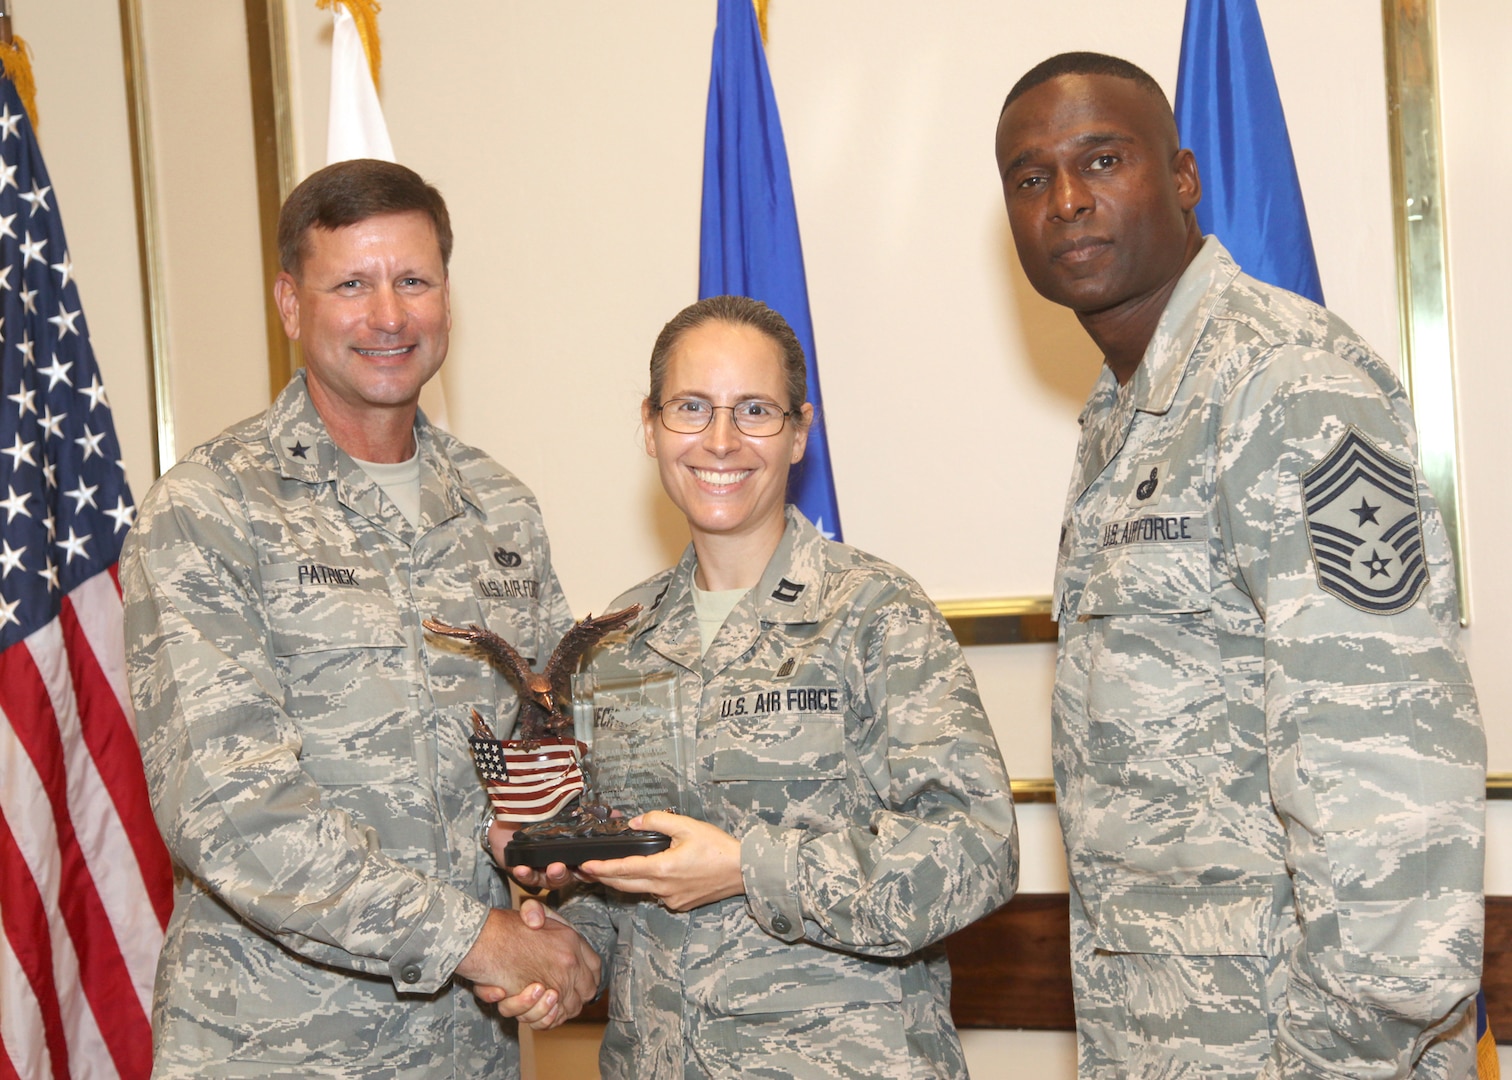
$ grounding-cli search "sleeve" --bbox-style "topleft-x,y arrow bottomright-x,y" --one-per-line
1216,346 -> 1485,1077
121,463 -> 489,994
740,581 -> 1020,956
555,887 -> 618,997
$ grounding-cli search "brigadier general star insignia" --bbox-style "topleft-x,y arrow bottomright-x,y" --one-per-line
1301,426 -> 1428,615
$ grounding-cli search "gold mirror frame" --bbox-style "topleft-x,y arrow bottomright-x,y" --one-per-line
126,4 -> 1501,801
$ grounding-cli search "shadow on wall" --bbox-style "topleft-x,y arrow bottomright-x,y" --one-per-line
993,219 -> 1104,407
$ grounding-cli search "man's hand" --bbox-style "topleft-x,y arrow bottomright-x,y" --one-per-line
456,900 -> 600,1026
575,811 -> 743,912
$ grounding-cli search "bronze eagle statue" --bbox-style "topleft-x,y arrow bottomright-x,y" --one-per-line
422,605 -> 641,743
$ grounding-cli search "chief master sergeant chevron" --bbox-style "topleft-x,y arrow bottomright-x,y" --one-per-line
121,158 -> 599,1077
994,53 -> 1485,1078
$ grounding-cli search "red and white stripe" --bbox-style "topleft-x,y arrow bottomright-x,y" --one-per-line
0,569 -> 173,1079
483,739 -> 587,823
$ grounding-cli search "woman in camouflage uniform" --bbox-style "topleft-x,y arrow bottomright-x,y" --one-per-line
521,295 -> 1019,1078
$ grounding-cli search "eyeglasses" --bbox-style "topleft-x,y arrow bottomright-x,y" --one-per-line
654,397 -> 797,437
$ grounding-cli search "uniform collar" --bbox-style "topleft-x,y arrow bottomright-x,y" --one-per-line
1128,235 -> 1241,417
266,370 -> 481,533
637,505 -> 828,673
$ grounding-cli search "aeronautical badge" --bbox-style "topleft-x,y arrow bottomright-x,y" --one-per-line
1301,427 -> 1428,615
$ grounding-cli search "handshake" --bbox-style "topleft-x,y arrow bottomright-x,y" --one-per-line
454,900 -> 601,1031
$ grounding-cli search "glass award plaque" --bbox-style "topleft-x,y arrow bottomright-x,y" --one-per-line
571,670 -> 690,818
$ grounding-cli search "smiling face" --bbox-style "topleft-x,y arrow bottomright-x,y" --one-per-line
273,209 -> 450,453
995,73 -> 1201,322
644,319 -> 811,559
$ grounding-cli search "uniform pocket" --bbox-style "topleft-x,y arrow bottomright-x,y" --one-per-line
1078,512 -> 1211,616
715,947 -> 903,1014
1093,885 -> 1277,1069
708,715 -> 846,781
261,562 -> 414,784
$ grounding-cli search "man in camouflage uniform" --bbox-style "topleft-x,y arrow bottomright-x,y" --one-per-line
559,504 -> 1020,1079
122,159 -> 599,1078
993,53 -> 1485,1077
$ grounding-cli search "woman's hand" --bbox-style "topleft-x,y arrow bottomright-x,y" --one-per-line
575,811 -> 743,911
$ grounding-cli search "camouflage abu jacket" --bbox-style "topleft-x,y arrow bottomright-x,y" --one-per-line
562,507 -> 1019,1079
1052,238 -> 1485,1079
121,372 -> 572,1078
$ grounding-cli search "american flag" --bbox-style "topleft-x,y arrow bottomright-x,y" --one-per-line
0,72 -> 172,1078
470,735 -> 587,823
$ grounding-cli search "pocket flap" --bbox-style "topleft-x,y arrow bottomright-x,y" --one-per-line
262,562 -> 404,655
1095,884 -> 1272,957
1077,515 -> 1211,616
709,717 -> 846,781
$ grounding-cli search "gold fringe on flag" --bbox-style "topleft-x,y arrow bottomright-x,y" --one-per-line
316,0 -> 383,92
0,35 -> 39,132
753,0 -> 768,45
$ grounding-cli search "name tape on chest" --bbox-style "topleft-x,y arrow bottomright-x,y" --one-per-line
717,686 -> 843,719
1098,513 -> 1207,551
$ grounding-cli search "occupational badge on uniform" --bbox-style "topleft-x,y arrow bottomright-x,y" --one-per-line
1130,460 -> 1168,505
1301,427 -> 1428,615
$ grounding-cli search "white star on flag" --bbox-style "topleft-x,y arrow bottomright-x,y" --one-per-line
48,303 -> 80,340
37,353 -> 71,388
57,525 -> 91,563
6,383 -> 33,416
38,404 -> 64,439
0,484 -> 29,522
19,178 -> 50,214
64,479 -> 99,512
104,496 -> 135,533
0,538 -> 23,579
81,372 -> 108,409
2,431 -> 35,468
17,230 -> 44,266
74,426 -> 106,461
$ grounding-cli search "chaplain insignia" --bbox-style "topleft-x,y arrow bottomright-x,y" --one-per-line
1302,427 -> 1428,615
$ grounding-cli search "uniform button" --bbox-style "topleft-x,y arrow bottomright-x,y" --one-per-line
401,964 -> 423,984
771,915 -> 792,934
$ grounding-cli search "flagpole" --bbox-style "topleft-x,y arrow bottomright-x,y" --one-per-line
0,0 -> 11,46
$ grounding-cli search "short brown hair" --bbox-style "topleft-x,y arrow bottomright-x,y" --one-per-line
648,295 -> 807,413
277,158 -> 453,277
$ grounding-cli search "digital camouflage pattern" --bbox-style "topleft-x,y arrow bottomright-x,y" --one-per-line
122,372 -> 573,1078
561,507 -> 1019,1079
1052,239 -> 1485,1079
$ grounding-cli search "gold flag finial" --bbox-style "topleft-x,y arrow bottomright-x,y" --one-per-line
317,0 -> 383,92
0,34 -> 38,132
753,0 -> 768,45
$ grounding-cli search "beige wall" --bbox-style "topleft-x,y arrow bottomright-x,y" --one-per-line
36,0 -> 1509,1075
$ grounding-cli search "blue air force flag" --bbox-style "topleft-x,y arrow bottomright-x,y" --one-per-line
699,0 -> 842,540
1174,0 -> 1325,305
1302,428 -> 1428,615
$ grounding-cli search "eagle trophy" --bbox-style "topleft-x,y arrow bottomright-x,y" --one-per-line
423,605 -> 641,826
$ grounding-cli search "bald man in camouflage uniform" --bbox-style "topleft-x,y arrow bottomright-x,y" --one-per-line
994,54 -> 1484,1078
122,159 -> 598,1078
560,506 -> 1020,1079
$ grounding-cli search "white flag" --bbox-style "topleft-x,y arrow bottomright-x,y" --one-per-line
326,4 -> 394,163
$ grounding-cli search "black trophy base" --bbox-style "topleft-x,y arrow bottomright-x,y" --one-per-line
503,829 -> 671,869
